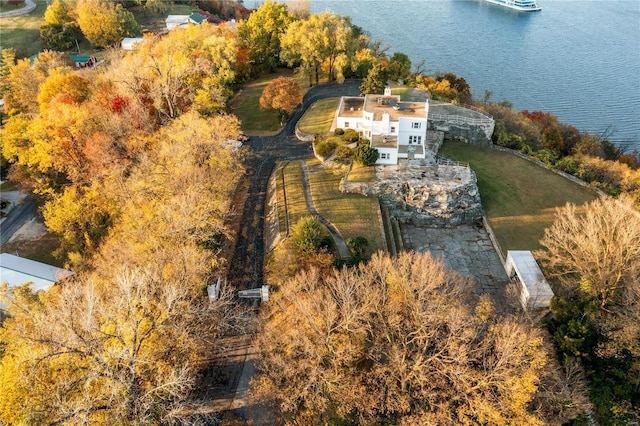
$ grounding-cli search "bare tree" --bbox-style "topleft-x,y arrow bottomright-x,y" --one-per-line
0,264 -> 244,424
252,252 -> 588,424
537,195 -> 640,309
538,195 -> 640,395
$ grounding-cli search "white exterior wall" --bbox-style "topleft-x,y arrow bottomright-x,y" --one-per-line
398,117 -> 427,146
377,147 -> 397,165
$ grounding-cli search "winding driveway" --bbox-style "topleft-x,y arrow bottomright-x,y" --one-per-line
0,0 -> 36,18
225,79 -> 360,290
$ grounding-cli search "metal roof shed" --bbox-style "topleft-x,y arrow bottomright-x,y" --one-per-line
0,253 -> 74,310
505,250 -> 554,310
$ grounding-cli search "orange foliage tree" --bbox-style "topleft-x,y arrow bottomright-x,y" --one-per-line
259,76 -> 302,121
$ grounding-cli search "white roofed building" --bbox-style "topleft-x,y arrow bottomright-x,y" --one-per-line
334,87 -> 430,165
121,37 -> 145,50
0,253 -> 74,312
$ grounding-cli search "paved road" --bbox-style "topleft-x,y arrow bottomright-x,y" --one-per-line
222,80 -> 360,421
0,0 -> 36,17
225,79 -> 360,290
0,196 -> 37,247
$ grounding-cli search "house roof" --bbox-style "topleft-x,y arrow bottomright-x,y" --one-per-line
121,37 -> 144,50
337,94 -> 427,122
363,94 -> 426,121
0,254 -> 74,310
0,254 -> 73,291
189,12 -> 207,24
166,15 -> 190,24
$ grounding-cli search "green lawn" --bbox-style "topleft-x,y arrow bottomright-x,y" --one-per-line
307,160 -> 382,255
229,68 -> 305,135
0,0 -> 46,58
439,141 -> 598,254
131,4 -> 195,34
297,97 -> 340,135
347,163 -> 377,183
282,160 -> 308,228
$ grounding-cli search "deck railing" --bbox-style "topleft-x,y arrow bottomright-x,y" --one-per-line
429,112 -> 494,126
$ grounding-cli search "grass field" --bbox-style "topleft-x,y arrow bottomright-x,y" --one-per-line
0,0 -> 46,58
439,141 -> 598,253
131,4 -> 195,34
297,97 -> 340,135
229,68 -> 306,135
347,163 -> 377,183
281,160 -> 308,228
307,160 -> 382,255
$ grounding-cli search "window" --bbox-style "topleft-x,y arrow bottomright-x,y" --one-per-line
391,126 -> 396,133
380,153 -> 389,160
408,135 -> 422,144
344,122 -> 350,128
412,122 -> 422,129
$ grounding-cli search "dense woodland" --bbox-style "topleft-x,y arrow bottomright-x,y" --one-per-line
0,0 -> 639,424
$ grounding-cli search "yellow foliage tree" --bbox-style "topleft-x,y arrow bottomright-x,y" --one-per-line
75,0 -> 140,48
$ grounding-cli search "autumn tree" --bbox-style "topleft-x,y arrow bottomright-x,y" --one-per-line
386,51 -> 412,82
40,0 -> 82,51
259,76 -> 302,121
280,11 -> 358,86
538,195 -> 640,423
237,0 -> 294,72
114,24 -> 238,121
253,252 -> 588,424
0,57 -> 42,114
0,264 -> 243,424
0,106 -> 248,423
76,0 -> 140,48
359,61 -> 387,95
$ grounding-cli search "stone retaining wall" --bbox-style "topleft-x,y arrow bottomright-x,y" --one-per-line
295,125 -> 314,142
429,117 -> 494,146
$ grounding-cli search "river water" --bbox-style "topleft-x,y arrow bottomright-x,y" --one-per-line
300,0 -> 640,151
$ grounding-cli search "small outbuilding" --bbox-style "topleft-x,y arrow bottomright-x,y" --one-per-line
505,250 -> 554,310
121,37 -> 145,51
166,13 -> 207,30
0,253 -> 74,312
166,15 -> 190,30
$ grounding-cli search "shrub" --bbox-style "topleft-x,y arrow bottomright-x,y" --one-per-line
291,216 -> 323,256
335,145 -> 352,160
346,236 -> 368,257
334,128 -> 344,136
554,156 -> 579,175
343,129 -> 359,143
315,141 -> 337,159
354,145 -> 379,166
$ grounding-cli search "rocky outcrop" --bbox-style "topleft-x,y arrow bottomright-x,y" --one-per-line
341,159 -> 483,227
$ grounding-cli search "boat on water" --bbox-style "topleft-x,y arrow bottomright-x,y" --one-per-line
484,0 -> 542,12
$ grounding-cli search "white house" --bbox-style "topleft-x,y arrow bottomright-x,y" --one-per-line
121,37 -> 145,51
0,253 -> 74,312
166,13 -> 207,30
334,87 -> 429,165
